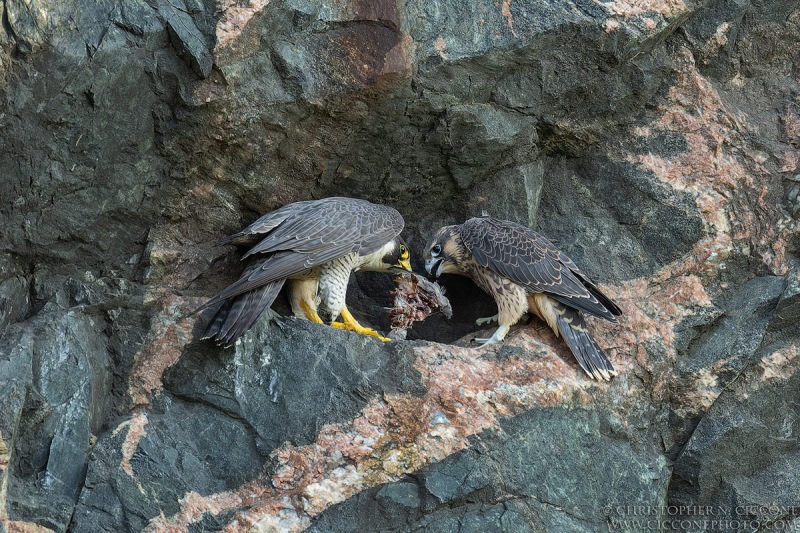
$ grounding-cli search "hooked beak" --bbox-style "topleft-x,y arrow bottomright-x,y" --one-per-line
390,258 -> 412,274
424,258 -> 444,279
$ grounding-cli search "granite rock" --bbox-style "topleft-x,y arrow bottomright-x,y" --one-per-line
0,0 -> 798,531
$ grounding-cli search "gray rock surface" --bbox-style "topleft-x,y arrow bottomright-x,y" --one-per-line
165,318 -> 423,452
311,408 -> 669,532
72,397 -> 264,533
670,346 -> 800,528
71,318 -> 422,532
1,306 -> 110,531
0,0 -> 798,531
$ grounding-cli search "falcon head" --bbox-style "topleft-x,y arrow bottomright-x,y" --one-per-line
423,225 -> 467,279
363,236 -> 412,273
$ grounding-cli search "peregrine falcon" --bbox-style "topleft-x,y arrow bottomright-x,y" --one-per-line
423,216 -> 622,380
198,197 -> 412,346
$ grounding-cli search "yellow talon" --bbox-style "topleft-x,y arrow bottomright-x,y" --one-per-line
300,300 -> 324,324
331,307 -> 390,342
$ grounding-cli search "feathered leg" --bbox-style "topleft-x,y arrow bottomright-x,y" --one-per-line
473,281 -> 529,347
289,278 -> 323,323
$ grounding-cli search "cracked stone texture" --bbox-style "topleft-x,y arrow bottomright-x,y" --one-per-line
310,408 -> 670,532
0,0 -> 798,531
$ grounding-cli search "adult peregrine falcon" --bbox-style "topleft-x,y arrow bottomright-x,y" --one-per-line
423,216 -> 622,380
199,197 -> 412,346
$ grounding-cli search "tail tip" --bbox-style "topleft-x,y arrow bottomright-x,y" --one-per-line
590,367 -> 616,381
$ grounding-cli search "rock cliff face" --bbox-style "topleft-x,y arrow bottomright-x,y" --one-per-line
1,0 -> 798,531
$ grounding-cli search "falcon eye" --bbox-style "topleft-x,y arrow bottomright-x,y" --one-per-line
431,244 -> 442,257
399,244 -> 409,259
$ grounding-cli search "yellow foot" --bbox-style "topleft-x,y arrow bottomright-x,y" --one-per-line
300,300 -> 324,324
331,307 -> 390,342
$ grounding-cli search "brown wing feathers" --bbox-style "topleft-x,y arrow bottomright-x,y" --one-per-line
461,217 -> 619,321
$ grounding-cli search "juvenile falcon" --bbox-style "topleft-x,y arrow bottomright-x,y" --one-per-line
199,197 -> 412,346
423,216 -> 622,380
